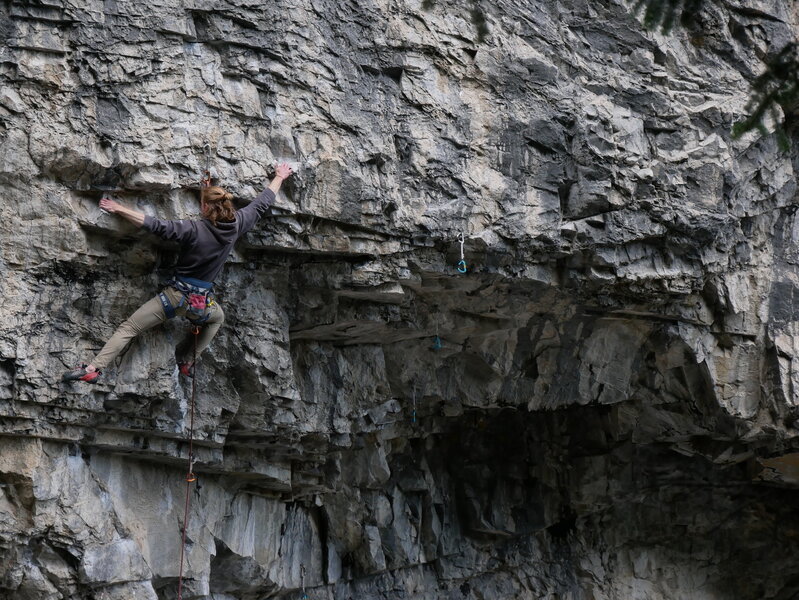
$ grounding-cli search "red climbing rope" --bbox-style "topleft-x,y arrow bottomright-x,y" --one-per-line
177,149 -> 212,599
177,325 -> 200,600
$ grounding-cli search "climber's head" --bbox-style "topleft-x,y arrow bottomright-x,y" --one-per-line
201,186 -> 235,226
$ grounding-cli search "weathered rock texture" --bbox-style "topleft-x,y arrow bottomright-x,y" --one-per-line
3,0 -> 799,598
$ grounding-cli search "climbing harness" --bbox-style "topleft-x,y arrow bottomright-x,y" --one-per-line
300,564 -> 308,600
457,232 -> 467,273
159,276 -> 216,324
177,325 -> 201,600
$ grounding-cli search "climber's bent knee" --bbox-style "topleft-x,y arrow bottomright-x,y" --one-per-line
206,303 -> 224,325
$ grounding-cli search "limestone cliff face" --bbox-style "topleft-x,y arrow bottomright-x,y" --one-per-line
3,0 -> 799,598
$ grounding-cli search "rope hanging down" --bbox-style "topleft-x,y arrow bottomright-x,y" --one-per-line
177,325 -> 200,600
177,152 -> 213,600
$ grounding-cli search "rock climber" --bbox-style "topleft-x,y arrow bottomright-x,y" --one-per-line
62,163 -> 294,384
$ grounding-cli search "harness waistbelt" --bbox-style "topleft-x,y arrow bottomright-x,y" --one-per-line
160,275 -> 215,324
170,275 -> 214,294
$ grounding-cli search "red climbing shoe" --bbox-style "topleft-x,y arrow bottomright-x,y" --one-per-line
178,361 -> 195,378
62,364 -> 101,384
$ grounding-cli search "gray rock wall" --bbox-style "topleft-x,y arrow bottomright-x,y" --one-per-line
3,0 -> 799,598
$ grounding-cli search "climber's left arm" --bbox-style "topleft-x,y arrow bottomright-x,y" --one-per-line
268,162 -> 293,195
236,163 -> 294,235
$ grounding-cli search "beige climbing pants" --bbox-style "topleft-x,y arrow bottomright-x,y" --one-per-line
91,286 -> 224,370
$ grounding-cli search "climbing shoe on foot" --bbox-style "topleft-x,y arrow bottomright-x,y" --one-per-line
178,361 -> 195,378
62,364 -> 101,384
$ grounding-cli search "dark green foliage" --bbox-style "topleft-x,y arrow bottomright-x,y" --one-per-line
631,0 -> 705,34
732,43 -> 799,150
629,0 -> 798,148
470,6 -> 489,42
424,0 -> 799,148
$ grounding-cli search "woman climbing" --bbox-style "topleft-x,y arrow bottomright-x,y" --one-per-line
62,163 -> 294,384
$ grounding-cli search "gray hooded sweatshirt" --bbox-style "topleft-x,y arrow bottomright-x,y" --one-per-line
141,188 -> 275,283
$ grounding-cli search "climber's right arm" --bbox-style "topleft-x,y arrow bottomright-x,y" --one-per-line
99,198 -> 196,244
99,198 -> 145,228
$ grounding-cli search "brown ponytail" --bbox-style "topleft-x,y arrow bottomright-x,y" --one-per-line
201,186 -> 236,226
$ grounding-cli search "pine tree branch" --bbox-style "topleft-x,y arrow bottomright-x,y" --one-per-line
732,43 -> 799,149
631,0 -> 705,33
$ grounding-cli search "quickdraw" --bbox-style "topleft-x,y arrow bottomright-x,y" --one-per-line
457,232 -> 467,273
432,318 -> 442,350
412,384 -> 417,424
410,378 -> 429,424
201,142 -> 212,188
186,456 -> 197,483
300,564 -> 308,600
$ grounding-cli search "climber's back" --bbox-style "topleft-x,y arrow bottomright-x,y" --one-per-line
142,185 -> 277,283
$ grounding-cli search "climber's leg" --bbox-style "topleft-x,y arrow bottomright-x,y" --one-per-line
195,302 -> 224,356
177,302 -> 224,374
61,365 -> 101,383
90,289 -> 181,370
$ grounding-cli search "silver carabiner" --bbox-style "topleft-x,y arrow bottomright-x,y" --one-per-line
457,232 -> 467,273
203,143 -> 211,170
